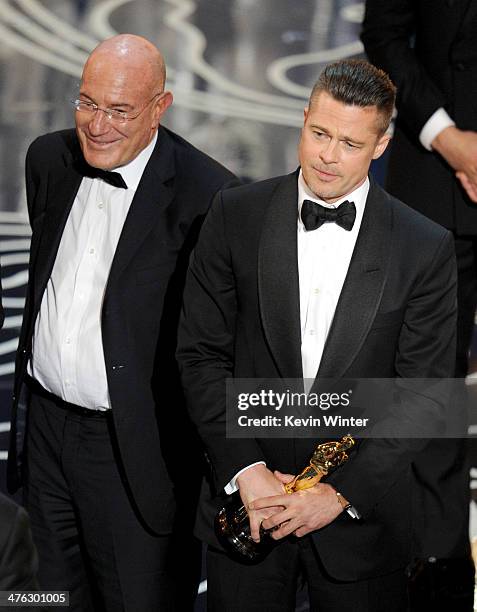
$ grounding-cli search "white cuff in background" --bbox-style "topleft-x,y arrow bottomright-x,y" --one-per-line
224,461 -> 267,494
419,108 -> 455,151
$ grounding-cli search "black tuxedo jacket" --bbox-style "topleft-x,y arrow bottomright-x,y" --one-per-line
0,494 -> 38,590
177,172 -> 459,580
362,0 -> 477,234
7,126 -> 236,535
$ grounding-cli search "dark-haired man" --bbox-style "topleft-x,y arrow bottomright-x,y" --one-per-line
177,60 -> 458,610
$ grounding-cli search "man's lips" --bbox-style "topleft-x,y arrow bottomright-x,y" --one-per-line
314,167 -> 339,181
85,136 -> 120,148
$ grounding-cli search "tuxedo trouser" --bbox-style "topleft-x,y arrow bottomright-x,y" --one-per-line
23,385 -> 199,612
206,539 -> 408,612
454,236 -> 477,377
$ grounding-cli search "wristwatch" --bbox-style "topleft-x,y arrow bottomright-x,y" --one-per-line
335,490 -> 362,520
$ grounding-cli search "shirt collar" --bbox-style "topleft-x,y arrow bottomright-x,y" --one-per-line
297,169 -> 369,229
114,131 -> 158,191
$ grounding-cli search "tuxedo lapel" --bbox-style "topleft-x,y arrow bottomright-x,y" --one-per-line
258,171 -> 303,379
106,127 -> 176,287
316,178 -> 392,381
31,128 -> 178,319
31,161 -> 82,317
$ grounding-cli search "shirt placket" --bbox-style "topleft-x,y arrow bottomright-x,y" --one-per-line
60,181 -> 106,404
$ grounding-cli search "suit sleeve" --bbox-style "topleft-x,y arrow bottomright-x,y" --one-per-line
361,0 -> 448,137
177,192 -> 265,491
24,137 -> 45,226
327,230 -> 458,516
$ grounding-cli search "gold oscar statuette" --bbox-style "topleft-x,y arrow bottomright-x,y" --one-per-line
215,435 -> 355,562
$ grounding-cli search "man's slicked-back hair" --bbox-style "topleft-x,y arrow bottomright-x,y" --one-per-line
310,59 -> 396,135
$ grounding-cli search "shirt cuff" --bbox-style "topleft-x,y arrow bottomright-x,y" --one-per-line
224,461 -> 267,495
419,108 -> 455,151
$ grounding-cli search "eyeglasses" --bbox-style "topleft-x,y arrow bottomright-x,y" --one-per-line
71,93 -> 163,123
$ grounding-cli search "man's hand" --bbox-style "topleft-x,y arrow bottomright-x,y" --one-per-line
456,171 -> 477,203
249,482 -> 342,539
432,126 -> 477,202
236,465 -> 290,542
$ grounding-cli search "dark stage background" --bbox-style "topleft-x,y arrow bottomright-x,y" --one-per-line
0,1 -> 476,609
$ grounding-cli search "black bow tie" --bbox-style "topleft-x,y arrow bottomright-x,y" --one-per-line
301,199 -> 356,231
92,168 -> 128,189
78,161 -> 128,189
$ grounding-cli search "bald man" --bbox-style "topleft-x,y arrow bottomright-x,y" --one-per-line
7,35 -> 236,611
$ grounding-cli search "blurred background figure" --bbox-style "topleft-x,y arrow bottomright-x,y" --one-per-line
361,0 -> 477,379
0,274 -> 38,593
362,1 -> 477,609
0,492 -> 38,591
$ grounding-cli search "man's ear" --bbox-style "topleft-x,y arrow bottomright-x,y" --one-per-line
153,91 -> 173,128
372,133 -> 391,160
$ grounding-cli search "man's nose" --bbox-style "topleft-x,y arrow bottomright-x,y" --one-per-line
87,109 -> 110,135
319,140 -> 339,164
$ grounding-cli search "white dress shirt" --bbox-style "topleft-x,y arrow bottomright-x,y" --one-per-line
298,171 -> 368,382
28,132 -> 158,410
225,172 -> 369,493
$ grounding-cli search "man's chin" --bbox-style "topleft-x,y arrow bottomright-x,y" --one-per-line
82,150 -> 119,171
309,185 -> 337,202
77,137 -> 119,169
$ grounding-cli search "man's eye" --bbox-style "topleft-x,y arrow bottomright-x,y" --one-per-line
76,101 -> 96,111
344,141 -> 357,149
313,131 -> 326,138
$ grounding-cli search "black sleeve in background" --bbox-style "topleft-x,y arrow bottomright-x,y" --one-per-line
361,0 -> 448,137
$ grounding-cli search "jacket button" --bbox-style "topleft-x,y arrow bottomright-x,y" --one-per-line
454,62 -> 466,71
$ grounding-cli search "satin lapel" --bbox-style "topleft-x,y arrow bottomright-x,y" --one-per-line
316,178 -> 392,381
258,171 -> 303,379
106,128 -> 175,287
32,163 -> 82,315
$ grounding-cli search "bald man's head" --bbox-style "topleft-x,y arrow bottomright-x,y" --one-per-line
75,34 -> 173,170
85,35 -> 166,93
